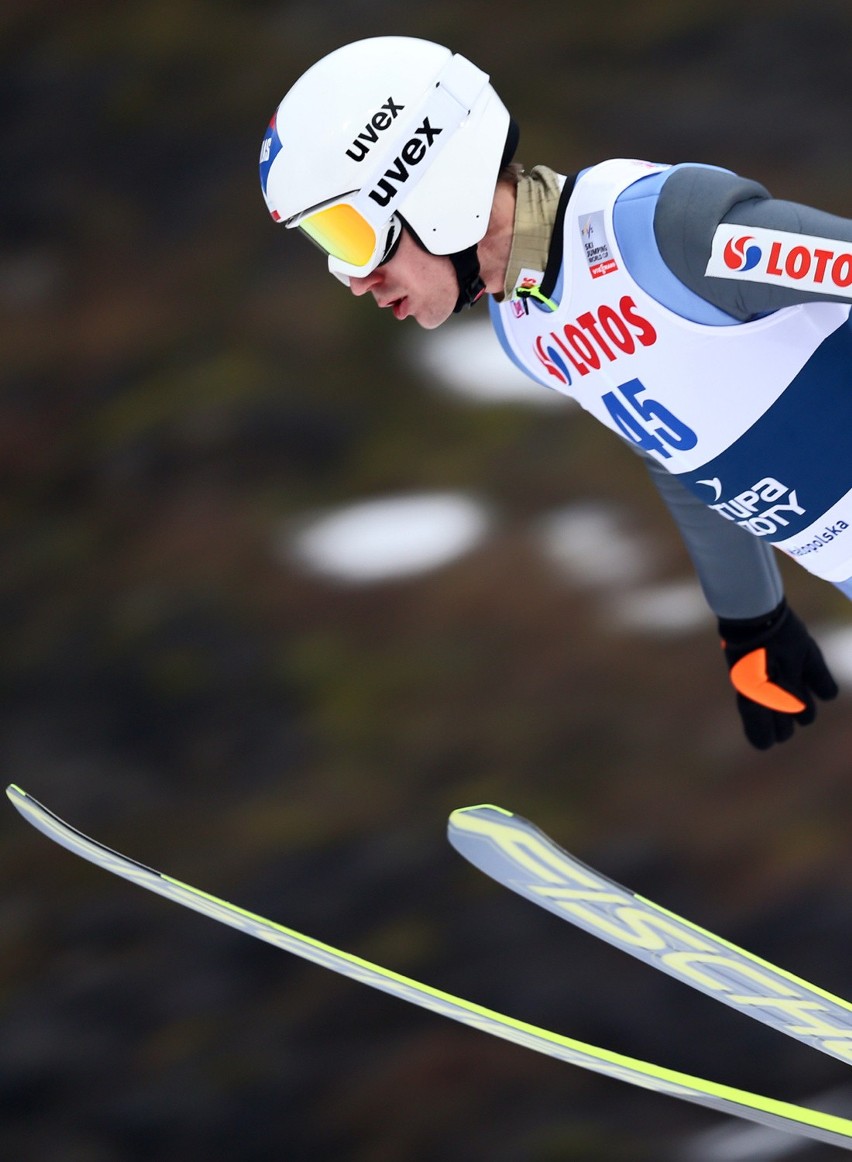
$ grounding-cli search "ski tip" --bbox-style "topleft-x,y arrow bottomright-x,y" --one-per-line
448,804 -> 514,823
6,784 -> 26,804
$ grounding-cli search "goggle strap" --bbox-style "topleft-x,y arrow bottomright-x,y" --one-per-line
377,217 -> 403,266
451,244 -> 485,313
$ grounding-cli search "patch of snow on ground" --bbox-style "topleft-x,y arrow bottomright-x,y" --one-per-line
413,317 -> 569,406
609,580 -> 712,634
283,492 -> 492,583
535,502 -> 655,588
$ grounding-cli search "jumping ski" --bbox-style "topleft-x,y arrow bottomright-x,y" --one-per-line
448,804 -> 852,1066
8,784 -> 852,1152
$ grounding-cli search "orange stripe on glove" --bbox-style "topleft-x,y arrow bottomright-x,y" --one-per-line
727,647 -> 807,714
718,600 -> 838,748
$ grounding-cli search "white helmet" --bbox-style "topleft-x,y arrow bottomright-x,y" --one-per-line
259,37 -> 517,308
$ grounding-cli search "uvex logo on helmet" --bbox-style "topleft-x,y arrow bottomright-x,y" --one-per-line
345,98 -> 405,162
367,118 -> 444,208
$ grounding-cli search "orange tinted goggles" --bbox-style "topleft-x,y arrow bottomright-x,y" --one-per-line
297,202 -> 401,273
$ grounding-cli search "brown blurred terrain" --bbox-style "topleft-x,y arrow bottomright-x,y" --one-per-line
2,2 -> 852,1159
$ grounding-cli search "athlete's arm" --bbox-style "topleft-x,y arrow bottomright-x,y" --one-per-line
642,454 -> 839,746
641,452 -> 783,619
654,165 -> 852,319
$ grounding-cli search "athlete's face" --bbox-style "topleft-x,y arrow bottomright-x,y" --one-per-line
347,229 -> 458,330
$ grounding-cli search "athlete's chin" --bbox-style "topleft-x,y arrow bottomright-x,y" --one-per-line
411,305 -> 455,330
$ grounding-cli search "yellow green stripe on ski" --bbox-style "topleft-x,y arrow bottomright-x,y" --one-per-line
7,785 -> 852,1151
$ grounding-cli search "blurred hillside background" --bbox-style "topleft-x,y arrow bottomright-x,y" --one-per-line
2,1 -> 852,1159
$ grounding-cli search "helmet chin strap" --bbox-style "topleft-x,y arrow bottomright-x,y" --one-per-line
450,245 -> 486,313
448,115 -> 519,313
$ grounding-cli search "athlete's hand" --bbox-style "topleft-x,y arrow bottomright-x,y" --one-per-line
719,600 -> 838,749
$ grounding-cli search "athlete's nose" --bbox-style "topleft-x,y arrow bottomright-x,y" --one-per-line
349,269 -> 383,297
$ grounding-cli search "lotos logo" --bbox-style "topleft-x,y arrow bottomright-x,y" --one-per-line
708,225 -> 852,297
723,235 -> 762,272
534,296 -> 657,385
346,98 -> 405,162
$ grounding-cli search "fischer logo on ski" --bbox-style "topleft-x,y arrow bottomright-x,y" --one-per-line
447,805 -> 852,1065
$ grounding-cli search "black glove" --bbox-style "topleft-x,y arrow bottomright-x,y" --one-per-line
719,599 -> 838,749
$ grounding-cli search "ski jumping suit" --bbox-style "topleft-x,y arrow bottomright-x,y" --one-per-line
490,159 -> 852,615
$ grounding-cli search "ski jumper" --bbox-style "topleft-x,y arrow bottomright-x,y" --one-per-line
491,159 -> 852,605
